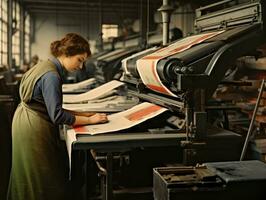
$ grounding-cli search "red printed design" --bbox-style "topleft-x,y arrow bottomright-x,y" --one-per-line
74,126 -> 88,133
125,105 -> 162,121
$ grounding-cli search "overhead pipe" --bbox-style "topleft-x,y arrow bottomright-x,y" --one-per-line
98,0 -> 103,51
139,0 -> 148,49
158,0 -> 174,45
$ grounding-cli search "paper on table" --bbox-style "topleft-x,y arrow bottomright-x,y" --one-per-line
73,102 -> 168,135
62,78 -> 96,92
136,30 -> 225,97
63,80 -> 124,103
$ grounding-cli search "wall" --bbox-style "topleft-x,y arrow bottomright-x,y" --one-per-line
171,4 -> 195,36
31,13 -> 101,60
153,3 -> 195,38
31,10 -> 142,60
31,4 -> 195,60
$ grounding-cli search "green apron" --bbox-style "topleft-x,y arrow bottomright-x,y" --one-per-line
8,61 -> 70,200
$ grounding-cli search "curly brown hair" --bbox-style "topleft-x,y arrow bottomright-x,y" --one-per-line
50,33 -> 91,57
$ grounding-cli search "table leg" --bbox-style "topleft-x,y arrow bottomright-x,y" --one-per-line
84,150 -> 88,200
106,152 -> 113,200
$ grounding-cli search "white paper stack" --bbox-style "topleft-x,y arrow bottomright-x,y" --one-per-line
63,80 -> 125,103
62,78 -> 96,93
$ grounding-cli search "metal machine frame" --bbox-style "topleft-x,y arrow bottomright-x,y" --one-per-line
123,0 -> 266,142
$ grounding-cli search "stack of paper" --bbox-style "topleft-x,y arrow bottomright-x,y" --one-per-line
63,95 -> 139,112
63,80 -> 125,103
62,78 -> 96,93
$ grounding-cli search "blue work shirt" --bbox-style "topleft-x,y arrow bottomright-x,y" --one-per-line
32,58 -> 75,125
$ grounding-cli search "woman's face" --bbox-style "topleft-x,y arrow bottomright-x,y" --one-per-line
61,53 -> 87,72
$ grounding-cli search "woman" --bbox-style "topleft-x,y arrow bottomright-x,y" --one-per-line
8,33 -> 108,200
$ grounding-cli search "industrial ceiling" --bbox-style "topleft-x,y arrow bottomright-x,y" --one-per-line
21,0 -> 222,15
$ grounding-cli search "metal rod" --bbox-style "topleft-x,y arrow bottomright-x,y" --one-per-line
139,0 -> 147,49
98,0 -> 103,51
240,79 -> 265,161
163,0 -> 169,45
162,21 -> 169,45
158,0 -> 173,45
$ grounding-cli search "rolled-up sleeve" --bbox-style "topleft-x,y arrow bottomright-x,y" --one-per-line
41,72 -> 75,125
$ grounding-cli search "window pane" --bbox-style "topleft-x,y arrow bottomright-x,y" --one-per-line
24,14 -> 31,62
12,1 -> 20,66
1,0 -> 8,67
102,24 -> 118,41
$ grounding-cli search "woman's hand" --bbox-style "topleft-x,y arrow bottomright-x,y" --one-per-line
87,113 -> 108,124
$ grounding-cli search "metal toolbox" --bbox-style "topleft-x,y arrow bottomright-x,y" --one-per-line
153,160 -> 266,200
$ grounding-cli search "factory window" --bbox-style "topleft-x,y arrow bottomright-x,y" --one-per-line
102,24 -> 118,41
0,0 -> 8,68
12,0 -> 20,68
24,14 -> 31,64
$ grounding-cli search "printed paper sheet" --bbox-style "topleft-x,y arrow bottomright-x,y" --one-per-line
73,102 -> 167,135
136,30 -> 225,97
66,102 -> 168,147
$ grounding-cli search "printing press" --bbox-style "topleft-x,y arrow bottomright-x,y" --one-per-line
120,0 -> 266,161
93,31 -> 163,84
69,1 -> 266,199
94,47 -> 140,83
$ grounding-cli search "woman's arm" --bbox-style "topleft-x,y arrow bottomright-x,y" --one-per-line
73,113 -> 108,126
40,72 -> 108,126
41,72 -> 108,126
66,110 -> 95,117
65,110 -> 108,126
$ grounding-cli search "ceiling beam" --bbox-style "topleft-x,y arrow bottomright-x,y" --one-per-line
28,9 -> 138,15
23,0 -> 99,6
22,0 -> 161,7
22,0 -> 162,16
27,7 -> 138,13
25,4 -> 138,10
